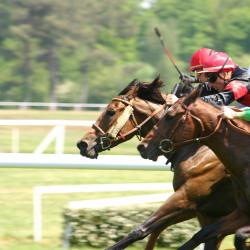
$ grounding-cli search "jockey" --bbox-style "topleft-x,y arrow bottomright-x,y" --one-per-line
180,48 -> 216,84
196,51 -> 250,106
166,48 -> 218,104
166,48 -> 250,107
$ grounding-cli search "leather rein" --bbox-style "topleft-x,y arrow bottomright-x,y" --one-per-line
159,102 -> 223,153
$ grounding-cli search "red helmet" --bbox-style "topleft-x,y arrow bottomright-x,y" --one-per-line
200,51 -> 237,73
189,48 -> 215,72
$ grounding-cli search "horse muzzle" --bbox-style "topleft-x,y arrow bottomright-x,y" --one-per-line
77,140 -> 88,153
137,143 -> 148,159
77,140 -> 98,158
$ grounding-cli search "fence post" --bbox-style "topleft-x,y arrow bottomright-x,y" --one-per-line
11,128 -> 19,153
33,187 -> 42,241
34,126 -> 65,154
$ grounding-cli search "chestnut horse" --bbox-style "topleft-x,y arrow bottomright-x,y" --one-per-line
77,77 -> 167,159
138,86 -> 250,250
77,78 -> 236,250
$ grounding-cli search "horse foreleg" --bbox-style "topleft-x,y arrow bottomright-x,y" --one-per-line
106,188 -> 196,250
197,214 -> 225,250
143,223 -> 223,250
203,237 -> 224,250
144,227 -> 163,250
177,209 -> 250,250
105,225 -> 147,250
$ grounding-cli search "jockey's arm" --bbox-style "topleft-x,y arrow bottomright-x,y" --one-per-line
233,108 -> 250,121
180,74 -> 198,84
200,80 -> 249,106
200,91 -> 235,106
222,107 -> 250,121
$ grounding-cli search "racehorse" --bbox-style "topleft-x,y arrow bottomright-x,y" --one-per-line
77,77 -> 236,250
138,86 -> 250,249
77,76 -> 167,159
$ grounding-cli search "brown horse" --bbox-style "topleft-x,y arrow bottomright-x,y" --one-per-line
77,78 -> 236,250
138,86 -> 250,250
77,77 -> 167,159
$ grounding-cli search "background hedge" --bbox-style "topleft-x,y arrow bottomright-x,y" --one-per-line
63,204 -> 199,249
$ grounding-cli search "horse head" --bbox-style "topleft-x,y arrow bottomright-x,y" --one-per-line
138,85 -> 221,161
77,76 -> 167,158
175,81 -> 194,98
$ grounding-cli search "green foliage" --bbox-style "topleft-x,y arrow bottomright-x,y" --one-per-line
217,7 -> 250,56
64,205 -> 199,248
0,0 -> 250,102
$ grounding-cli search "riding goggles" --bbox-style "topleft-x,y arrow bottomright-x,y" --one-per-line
205,73 -> 218,83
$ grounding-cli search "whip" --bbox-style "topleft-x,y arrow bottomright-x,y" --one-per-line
154,27 -> 183,79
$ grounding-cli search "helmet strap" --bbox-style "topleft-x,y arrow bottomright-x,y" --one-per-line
217,72 -> 229,86
219,57 -> 230,73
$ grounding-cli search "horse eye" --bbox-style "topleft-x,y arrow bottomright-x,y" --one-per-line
106,110 -> 116,116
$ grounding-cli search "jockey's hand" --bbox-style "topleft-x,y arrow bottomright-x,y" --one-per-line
165,94 -> 178,105
179,74 -> 197,84
221,106 -> 237,119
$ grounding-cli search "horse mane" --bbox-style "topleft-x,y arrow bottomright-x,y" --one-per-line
183,84 -> 221,110
118,76 -> 166,105
137,75 -> 166,104
118,79 -> 139,95
175,82 -> 194,98
182,84 -> 202,105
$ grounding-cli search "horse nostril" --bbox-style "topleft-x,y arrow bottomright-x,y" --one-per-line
137,143 -> 146,154
77,140 -> 88,151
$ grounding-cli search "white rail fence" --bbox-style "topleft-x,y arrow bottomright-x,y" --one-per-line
34,183 -> 173,242
0,153 -> 170,170
0,101 -> 106,110
0,119 -> 94,154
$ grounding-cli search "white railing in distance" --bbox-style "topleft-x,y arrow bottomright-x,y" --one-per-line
33,183 -> 173,242
0,102 -> 106,110
0,119 -> 94,154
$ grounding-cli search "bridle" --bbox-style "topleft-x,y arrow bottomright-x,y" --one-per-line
93,95 -> 166,150
159,101 -> 223,153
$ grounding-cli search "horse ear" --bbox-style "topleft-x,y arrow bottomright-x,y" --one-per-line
119,79 -> 138,95
154,74 -> 160,82
184,84 -> 203,106
150,74 -> 164,89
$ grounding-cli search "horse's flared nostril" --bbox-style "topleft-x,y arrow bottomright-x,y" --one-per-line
137,143 -> 146,155
77,140 -> 88,151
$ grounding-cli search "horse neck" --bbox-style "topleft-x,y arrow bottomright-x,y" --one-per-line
192,101 -> 250,176
190,100 -> 220,133
133,98 -> 164,137
170,143 -> 202,166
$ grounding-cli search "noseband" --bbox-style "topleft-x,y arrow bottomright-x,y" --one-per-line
93,96 -> 165,150
159,102 -> 223,153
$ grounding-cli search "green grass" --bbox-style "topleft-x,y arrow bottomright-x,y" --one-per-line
0,109 -> 236,249
0,168 -> 235,250
0,168 -> 173,250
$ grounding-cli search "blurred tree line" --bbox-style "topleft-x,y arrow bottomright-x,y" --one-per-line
0,0 -> 250,103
